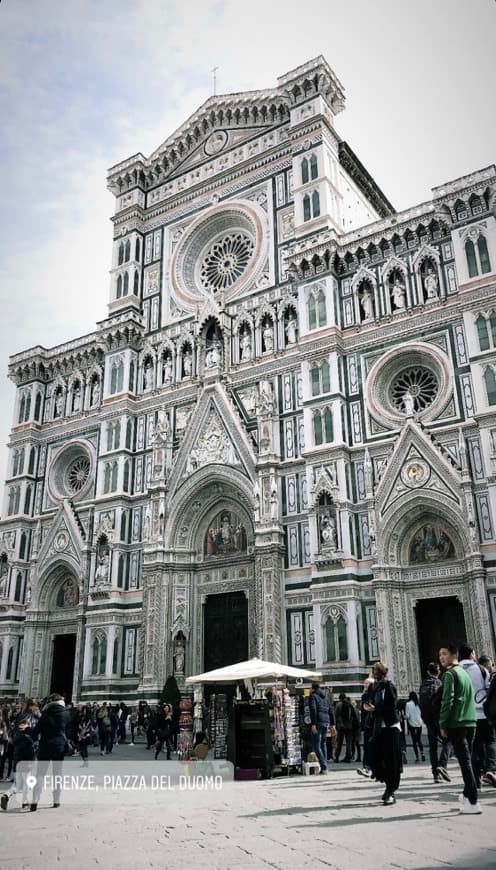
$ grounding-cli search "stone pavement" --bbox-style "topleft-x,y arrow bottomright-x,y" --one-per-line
1,739 -> 496,870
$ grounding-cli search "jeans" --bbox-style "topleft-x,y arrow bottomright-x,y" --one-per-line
335,728 -> 352,761
33,754 -> 65,805
408,725 -> 424,760
472,718 -> 496,782
447,726 -> 477,805
311,726 -> 328,771
426,722 -> 449,774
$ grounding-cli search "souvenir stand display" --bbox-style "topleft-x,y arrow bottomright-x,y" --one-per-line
271,687 -> 302,772
208,693 -> 229,759
177,697 -> 194,759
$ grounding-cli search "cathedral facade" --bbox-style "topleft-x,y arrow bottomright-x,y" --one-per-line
1,56 -> 496,702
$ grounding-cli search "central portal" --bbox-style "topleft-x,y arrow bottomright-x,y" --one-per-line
203,591 -> 248,672
50,633 -> 77,701
415,596 -> 466,676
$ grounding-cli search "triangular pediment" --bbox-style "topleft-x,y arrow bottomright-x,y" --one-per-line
375,421 -> 462,519
37,499 -> 86,568
169,384 -> 256,495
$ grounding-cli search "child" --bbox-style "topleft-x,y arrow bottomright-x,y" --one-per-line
1,715 -> 35,811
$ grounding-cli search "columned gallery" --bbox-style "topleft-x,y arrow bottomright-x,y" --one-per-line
1,57 -> 495,702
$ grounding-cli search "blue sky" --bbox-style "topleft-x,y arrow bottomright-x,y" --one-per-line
0,0 -> 495,493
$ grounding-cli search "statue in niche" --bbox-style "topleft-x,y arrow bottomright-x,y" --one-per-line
360,288 -> 374,322
143,360 -> 153,390
72,384 -> 81,412
95,552 -> 110,585
403,390 -> 415,416
391,279 -> 406,310
173,633 -> 185,675
90,378 -> 101,407
285,313 -> 298,345
263,321 -> 274,353
320,510 -> 337,549
258,379 -> 274,415
240,329 -> 252,361
0,558 -> 8,597
409,523 -> 455,563
204,510 -> 247,556
424,268 -> 439,300
162,355 -> 173,384
205,340 -> 222,368
182,349 -> 192,378
54,391 -> 64,418
270,475 -> 278,519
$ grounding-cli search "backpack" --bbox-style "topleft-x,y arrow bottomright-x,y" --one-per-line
101,715 -> 111,729
418,678 -> 441,722
483,674 -> 496,724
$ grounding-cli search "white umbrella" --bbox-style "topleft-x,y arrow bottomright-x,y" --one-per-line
185,657 -> 321,684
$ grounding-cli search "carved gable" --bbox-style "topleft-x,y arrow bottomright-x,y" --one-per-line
37,500 -> 86,569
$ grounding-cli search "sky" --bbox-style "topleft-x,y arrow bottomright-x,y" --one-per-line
0,0 -> 495,496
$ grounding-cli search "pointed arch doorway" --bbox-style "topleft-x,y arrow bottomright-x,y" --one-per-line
203,590 -> 248,673
415,596 -> 466,676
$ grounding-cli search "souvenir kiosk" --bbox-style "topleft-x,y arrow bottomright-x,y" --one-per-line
186,658 -> 321,778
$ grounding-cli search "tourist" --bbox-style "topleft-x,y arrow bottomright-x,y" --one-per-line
309,681 -> 335,774
419,662 -> 450,783
129,709 -> 138,745
31,693 -> 69,811
458,643 -> 496,788
334,693 -> 354,762
154,705 -> 173,760
0,714 -> 36,811
364,661 -> 402,805
438,644 -> 480,813
357,675 -> 375,777
77,711 -> 92,767
405,691 -> 425,762
97,704 -> 112,755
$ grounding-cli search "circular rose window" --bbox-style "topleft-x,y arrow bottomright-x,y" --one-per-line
365,343 -> 452,428
170,200 -> 267,308
48,441 -> 94,503
390,366 -> 438,414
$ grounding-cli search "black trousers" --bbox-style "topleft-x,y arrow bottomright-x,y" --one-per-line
447,726 -> 477,805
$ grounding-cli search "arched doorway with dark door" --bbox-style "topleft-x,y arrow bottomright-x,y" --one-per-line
203,590 -> 249,673
415,596 -> 467,676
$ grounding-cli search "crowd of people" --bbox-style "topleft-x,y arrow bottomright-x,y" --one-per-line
1,643 -> 495,815
308,643 -> 495,811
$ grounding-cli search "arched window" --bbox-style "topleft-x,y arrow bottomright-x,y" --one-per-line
129,360 -> 135,392
477,315 -> 490,350
310,154 -> 318,180
307,294 -> 317,330
34,392 -> 42,421
301,158 -> 309,185
111,462 -> 118,492
12,487 -> 21,515
303,194 -> 311,222
99,636 -> 107,674
135,238 -> 140,262
325,611 -> 348,662
107,423 -> 114,452
114,421 -> 121,449
28,447 -> 36,475
25,393 -> 31,420
18,395 -> 26,424
490,313 -> 496,347
120,511 -> 128,542
317,289 -> 327,326
321,360 -> 330,393
133,270 -> 139,294
123,461 -> 130,493
311,365 -> 320,396
465,239 -> 478,278
117,553 -> 125,588
19,532 -> 27,560
324,407 -> 333,442
478,236 -> 491,274
124,239 -> 131,262
311,360 -> 330,395
6,646 -> 14,680
312,190 -> 320,219
123,272 -> 129,296
104,463 -> 111,494
112,635 -> 120,674
14,572 -> 23,602
313,411 -> 323,446
116,275 -> 123,298
126,418 -> 134,449
484,368 -> 496,406
110,359 -> 124,394
118,242 -> 124,266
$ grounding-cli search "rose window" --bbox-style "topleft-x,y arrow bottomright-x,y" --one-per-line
66,456 -> 91,493
390,366 -> 438,414
199,232 -> 255,293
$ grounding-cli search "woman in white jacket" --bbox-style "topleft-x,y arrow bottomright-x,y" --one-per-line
405,691 -> 425,762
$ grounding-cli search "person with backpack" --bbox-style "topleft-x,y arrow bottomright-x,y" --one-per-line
334,693 -> 354,763
418,662 -> 450,783
309,682 -> 336,774
364,661 -> 403,806
458,643 -> 496,788
439,644 -> 480,814
405,692 -> 425,762
97,705 -> 112,755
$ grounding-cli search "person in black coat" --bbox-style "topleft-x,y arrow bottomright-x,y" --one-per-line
364,662 -> 403,806
309,682 -> 336,774
1,714 -> 36,811
31,693 -> 69,810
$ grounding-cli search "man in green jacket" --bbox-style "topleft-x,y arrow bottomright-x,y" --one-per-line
439,644 -> 480,814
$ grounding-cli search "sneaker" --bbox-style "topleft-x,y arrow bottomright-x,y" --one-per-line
437,767 -> 451,783
357,768 -> 371,778
460,798 -> 482,814
319,768 -> 328,775
482,772 -> 496,787
130,742 -> 135,746
1,793 -> 8,811
53,803 -> 60,808
383,794 -> 396,806
30,804 -> 37,812
434,774 -> 442,783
